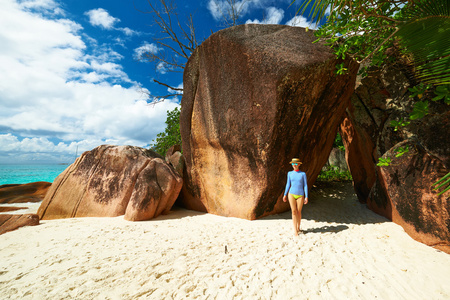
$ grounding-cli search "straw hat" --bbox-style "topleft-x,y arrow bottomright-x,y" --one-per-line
289,158 -> 303,164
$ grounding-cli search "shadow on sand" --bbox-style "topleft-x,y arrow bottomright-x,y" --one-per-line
263,181 -> 389,226
302,224 -> 349,234
154,181 -> 388,230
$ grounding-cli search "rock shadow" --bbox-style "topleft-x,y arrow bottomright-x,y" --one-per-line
268,181 -> 389,225
149,205 -> 206,221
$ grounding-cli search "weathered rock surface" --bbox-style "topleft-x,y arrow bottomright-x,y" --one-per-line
378,140 -> 449,252
0,207 -> 28,212
180,24 -> 358,219
340,62 -> 450,252
38,145 -> 183,221
0,214 -> 39,235
165,145 -> 184,178
0,182 -> 51,204
324,148 -> 348,171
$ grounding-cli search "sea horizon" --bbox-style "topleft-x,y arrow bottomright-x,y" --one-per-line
0,164 -> 69,185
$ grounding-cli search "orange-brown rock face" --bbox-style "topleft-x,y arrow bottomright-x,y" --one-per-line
340,62 -> 450,252
379,140 -> 449,252
180,24 -> 358,220
38,145 -> 183,221
0,182 -> 51,204
0,214 -> 39,235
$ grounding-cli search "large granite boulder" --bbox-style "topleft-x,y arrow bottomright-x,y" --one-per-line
180,24 -> 358,219
378,140 -> 449,252
0,214 -> 39,235
340,61 -> 450,252
0,182 -> 51,204
38,145 -> 183,221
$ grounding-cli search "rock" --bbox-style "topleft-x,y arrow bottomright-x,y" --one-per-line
0,182 -> 51,204
379,140 -> 449,252
165,144 -> 181,157
180,24 -> 358,219
165,145 -> 185,178
38,145 -> 183,221
0,207 -> 29,212
341,61 -> 450,252
339,63 -> 410,203
324,148 -> 348,171
0,214 -> 39,235
340,108 -> 379,202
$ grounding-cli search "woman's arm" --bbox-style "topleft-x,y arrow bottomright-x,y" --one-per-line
283,173 -> 291,202
303,173 -> 308,203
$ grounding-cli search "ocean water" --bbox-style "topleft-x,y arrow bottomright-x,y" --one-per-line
0,164 -> 69,185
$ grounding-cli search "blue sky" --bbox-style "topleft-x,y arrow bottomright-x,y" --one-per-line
0,0 -> 318,164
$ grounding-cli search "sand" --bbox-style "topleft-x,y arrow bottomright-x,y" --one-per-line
1,182 -> 449,299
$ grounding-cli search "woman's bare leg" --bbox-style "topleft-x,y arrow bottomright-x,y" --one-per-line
288,194 -> 299,236
296,196 -> 305,233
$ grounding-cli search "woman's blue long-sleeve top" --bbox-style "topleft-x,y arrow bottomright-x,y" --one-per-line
284,170 -> 308,197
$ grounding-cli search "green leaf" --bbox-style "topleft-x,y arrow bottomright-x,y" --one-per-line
377,157 -> 391,167
151,107 -> 181,156
433,172 -> 450,186
395,146 -> 409,157
432,84 -> 450,103
408,83 -> 430,98
396,16 -> 450,86
336,63 -> 348,75
433,172 -> 450,196
390,119 -> 410,131
409,101 -> 429,120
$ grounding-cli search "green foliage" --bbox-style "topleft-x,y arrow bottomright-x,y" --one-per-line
408,83 -> 430,99
295,0 -> 450,86
377,157 -> 391,167
432,85 -> 450,104
295,0 -> 450,191
396,14 -> 450,86
394,146 -> 409,157
151,107 -> 181,156
390,119 -> 410,131
433,172 -> 450,196
335,63 -> 348,75
333,132 -> 345,151
409,100 -> 429,120
317,165 -> 353,182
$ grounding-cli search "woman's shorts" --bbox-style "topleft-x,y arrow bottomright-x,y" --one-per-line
289,194 -> 304,200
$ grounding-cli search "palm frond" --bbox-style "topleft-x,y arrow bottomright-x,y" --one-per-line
400,0 -> 450,20
295,0 -> 337,22
433,172 -> 450,196
396,16 -> 450,85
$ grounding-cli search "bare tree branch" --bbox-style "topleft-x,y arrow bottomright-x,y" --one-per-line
135,0 -> 249,103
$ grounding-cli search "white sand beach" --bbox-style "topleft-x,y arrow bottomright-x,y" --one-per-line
1,182 -> 449,299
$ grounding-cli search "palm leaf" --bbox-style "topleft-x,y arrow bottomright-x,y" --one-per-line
432,172 -> 450,196
395,16 -> 450,85
295,0 -> 338,22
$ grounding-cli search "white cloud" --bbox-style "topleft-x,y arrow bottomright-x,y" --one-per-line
0,0 -> 179,163
120,27 -> 139,36
207,0 -> 269,21
246,7 -> 284,24
133,42 -> 161,60
84,8 -> 141,36
168,83 -> 183,95
19,0 -> 64,15
85,8 -> 119,30
156,62 -> 168,74
286,15 -> 319,29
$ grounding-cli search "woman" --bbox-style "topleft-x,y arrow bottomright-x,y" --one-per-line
283,158 -> 308,236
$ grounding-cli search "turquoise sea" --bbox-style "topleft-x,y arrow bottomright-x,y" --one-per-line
0,164 -> 69,185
